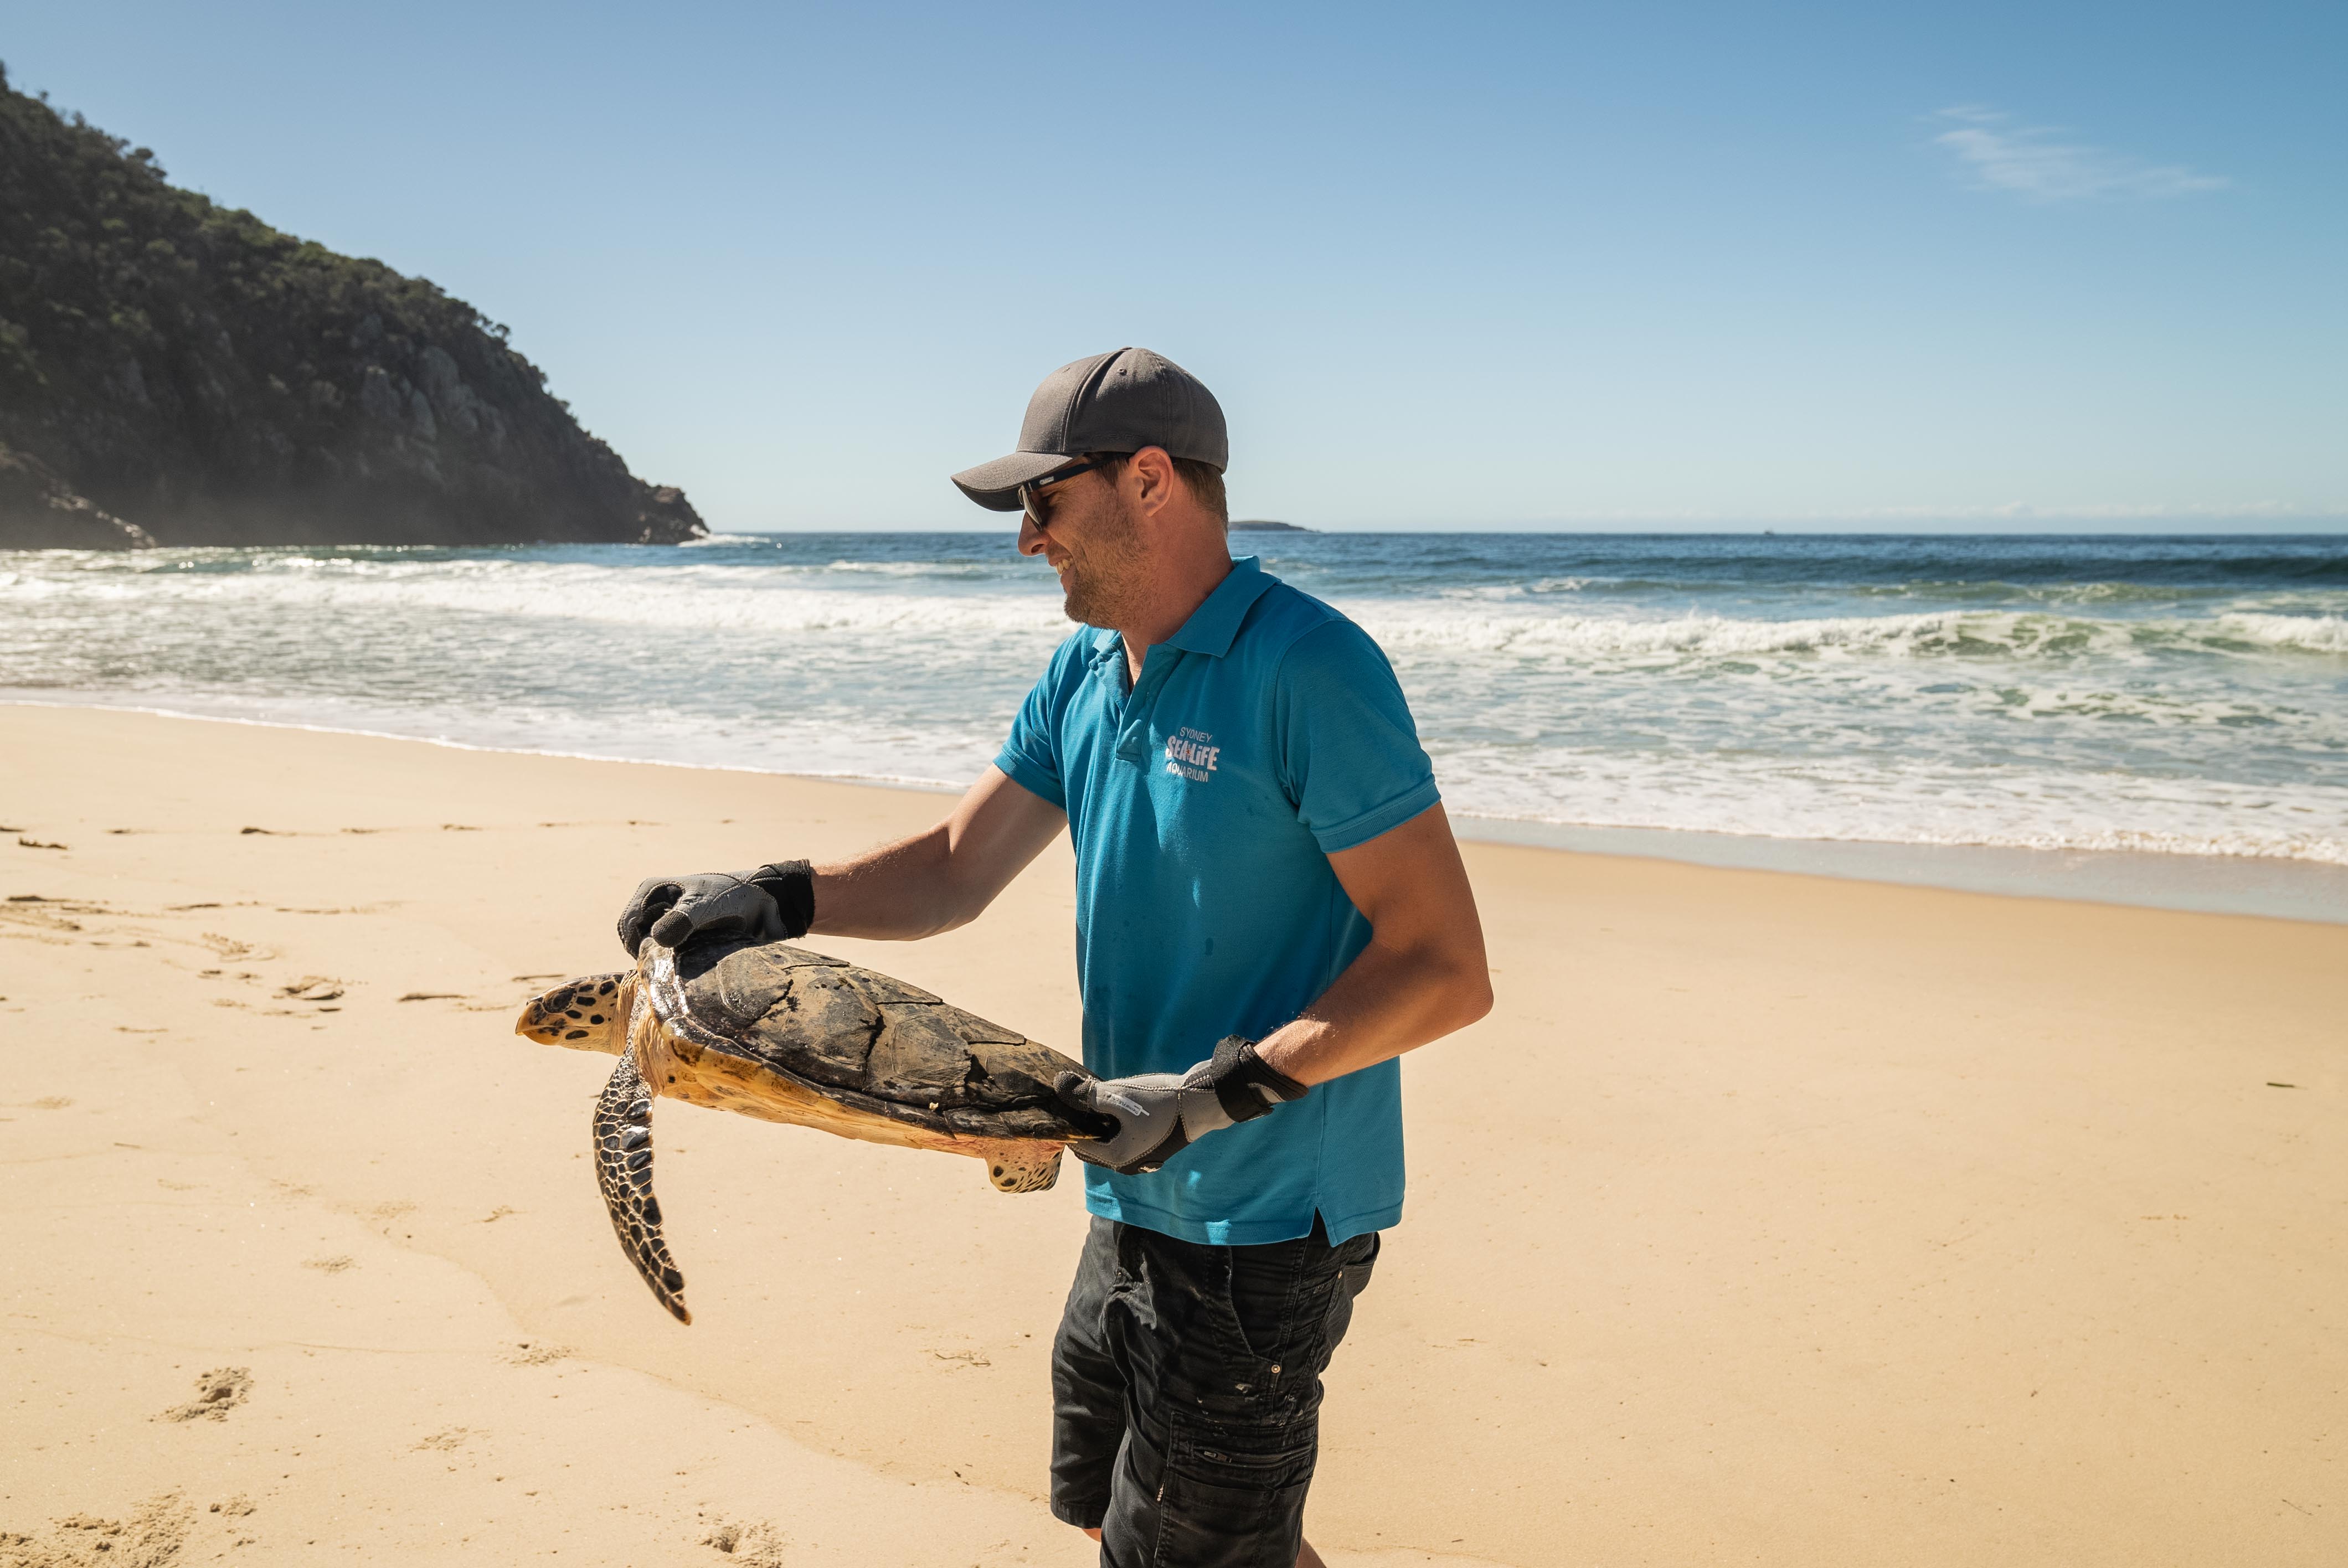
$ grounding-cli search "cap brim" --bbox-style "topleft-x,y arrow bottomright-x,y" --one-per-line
950,450 -> 1074,512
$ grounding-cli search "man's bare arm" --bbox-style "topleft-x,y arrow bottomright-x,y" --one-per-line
810,766 -> 1067,941
1253,803 -> 1492,1087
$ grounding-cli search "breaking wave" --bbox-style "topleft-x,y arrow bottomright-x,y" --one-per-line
4,530 -> 2344,871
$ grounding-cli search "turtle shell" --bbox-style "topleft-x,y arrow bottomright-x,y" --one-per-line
667,938 -> 1111,1142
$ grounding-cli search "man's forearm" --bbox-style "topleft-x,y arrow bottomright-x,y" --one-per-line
809,825 -> 972,941
1252,930 -> 1492,1089
805,766 -> 1069,942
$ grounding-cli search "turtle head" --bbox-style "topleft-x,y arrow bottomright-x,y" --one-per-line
516,973 -> 632,1053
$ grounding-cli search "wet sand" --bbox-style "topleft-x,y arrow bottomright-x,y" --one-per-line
2,704 -> 2340,1565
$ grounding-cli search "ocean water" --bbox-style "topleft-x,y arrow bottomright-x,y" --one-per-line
5,532 -> 2345,908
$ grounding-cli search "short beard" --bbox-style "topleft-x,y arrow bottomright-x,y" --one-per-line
1059,489 -> 1147,628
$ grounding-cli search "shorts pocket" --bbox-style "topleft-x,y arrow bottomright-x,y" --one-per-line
1338,1230 -> 1379,1302
1181,1246 -> 1290,1411
1151,1415 -> 1319,1566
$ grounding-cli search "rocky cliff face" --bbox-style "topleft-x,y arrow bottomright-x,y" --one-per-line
0,439 -> 154,548
0,67 -> 704,549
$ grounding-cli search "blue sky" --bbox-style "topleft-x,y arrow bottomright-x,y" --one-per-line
10,2 -> 2344,530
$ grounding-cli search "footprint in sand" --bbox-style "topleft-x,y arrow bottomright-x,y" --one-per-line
303,1256 -> 356,1274
0,902 -> 83,937
414,1427 -> 473,1452
198,933 -> 272,961
275,977 -> 346,1002
21,1492 -> 192,1567
702,1520 -> 787,1566
157,1367 -> 252,1423
504,1341 -> 570,1366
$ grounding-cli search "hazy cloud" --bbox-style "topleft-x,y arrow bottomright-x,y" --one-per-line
1931,106 -> 2228,203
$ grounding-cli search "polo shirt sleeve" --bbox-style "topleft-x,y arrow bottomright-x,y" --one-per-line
993,634 -> 1082,809
1273,617 -> 1441,854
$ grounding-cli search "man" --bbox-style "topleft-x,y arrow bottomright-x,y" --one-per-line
616,348 -> 1491,1567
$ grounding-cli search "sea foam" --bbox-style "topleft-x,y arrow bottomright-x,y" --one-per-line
4,532 -> 2343,869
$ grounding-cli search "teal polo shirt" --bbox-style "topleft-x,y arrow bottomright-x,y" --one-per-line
995,555 -> 1440,1246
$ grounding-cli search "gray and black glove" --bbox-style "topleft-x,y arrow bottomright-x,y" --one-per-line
1055,1036 -> 1308,1175
615,860 -> 815,956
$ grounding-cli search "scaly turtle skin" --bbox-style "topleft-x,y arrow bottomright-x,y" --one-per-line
516,937 -> 1105,1324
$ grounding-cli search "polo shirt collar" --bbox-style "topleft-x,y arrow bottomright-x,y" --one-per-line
1164,556 -> 1275,659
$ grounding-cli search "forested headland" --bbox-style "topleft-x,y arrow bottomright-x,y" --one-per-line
0,65 -> 703,549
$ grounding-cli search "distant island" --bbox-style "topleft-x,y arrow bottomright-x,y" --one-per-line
0,66 -> 703,550
1230,519 -> 1314,532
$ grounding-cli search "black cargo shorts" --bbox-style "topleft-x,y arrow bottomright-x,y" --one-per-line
1049,1212 -> 1381,1567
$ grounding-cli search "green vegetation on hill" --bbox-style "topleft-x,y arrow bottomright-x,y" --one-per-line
0,65 -> 702,548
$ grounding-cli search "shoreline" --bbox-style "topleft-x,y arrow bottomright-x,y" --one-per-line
10,694 -> 2342,924
1465,815 -> 2348,924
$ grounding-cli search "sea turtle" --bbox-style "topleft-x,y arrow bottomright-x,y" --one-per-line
515,936 -> 1106,1324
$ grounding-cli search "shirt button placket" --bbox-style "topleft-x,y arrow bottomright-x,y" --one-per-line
1116,647 -> 1183,764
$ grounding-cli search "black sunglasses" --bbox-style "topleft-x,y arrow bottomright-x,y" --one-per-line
1018,456 -> 1118,528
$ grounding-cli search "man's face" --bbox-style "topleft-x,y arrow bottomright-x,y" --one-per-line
1017,463 -> 1149,629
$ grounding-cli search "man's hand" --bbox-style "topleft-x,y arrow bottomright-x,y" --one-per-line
1055,1038 -> 1306,1175
615,860 -> 815,956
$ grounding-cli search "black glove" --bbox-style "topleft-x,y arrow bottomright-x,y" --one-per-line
616,860 -> 815,956
1055,1036 -> 1307,1175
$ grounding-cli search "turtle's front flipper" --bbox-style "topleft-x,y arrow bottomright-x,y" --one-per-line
593,1053 -> 691,1324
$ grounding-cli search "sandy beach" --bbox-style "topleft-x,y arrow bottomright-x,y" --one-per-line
2,702 -> 2340,1566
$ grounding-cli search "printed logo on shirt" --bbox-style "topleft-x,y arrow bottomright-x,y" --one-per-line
1165,726 -> 1219,783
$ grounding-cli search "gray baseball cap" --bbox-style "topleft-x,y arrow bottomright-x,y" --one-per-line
950,348 -> 1227,512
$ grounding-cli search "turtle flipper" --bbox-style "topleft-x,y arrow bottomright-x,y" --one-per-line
987,1144 -> 1064,1194
593,1053 -> 691,1324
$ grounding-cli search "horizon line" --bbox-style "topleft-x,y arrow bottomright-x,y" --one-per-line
712,522 -> 2348,538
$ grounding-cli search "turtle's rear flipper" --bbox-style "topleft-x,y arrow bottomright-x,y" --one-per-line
593,1053 -> 691,1324
986,1143 -> 1064,1194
